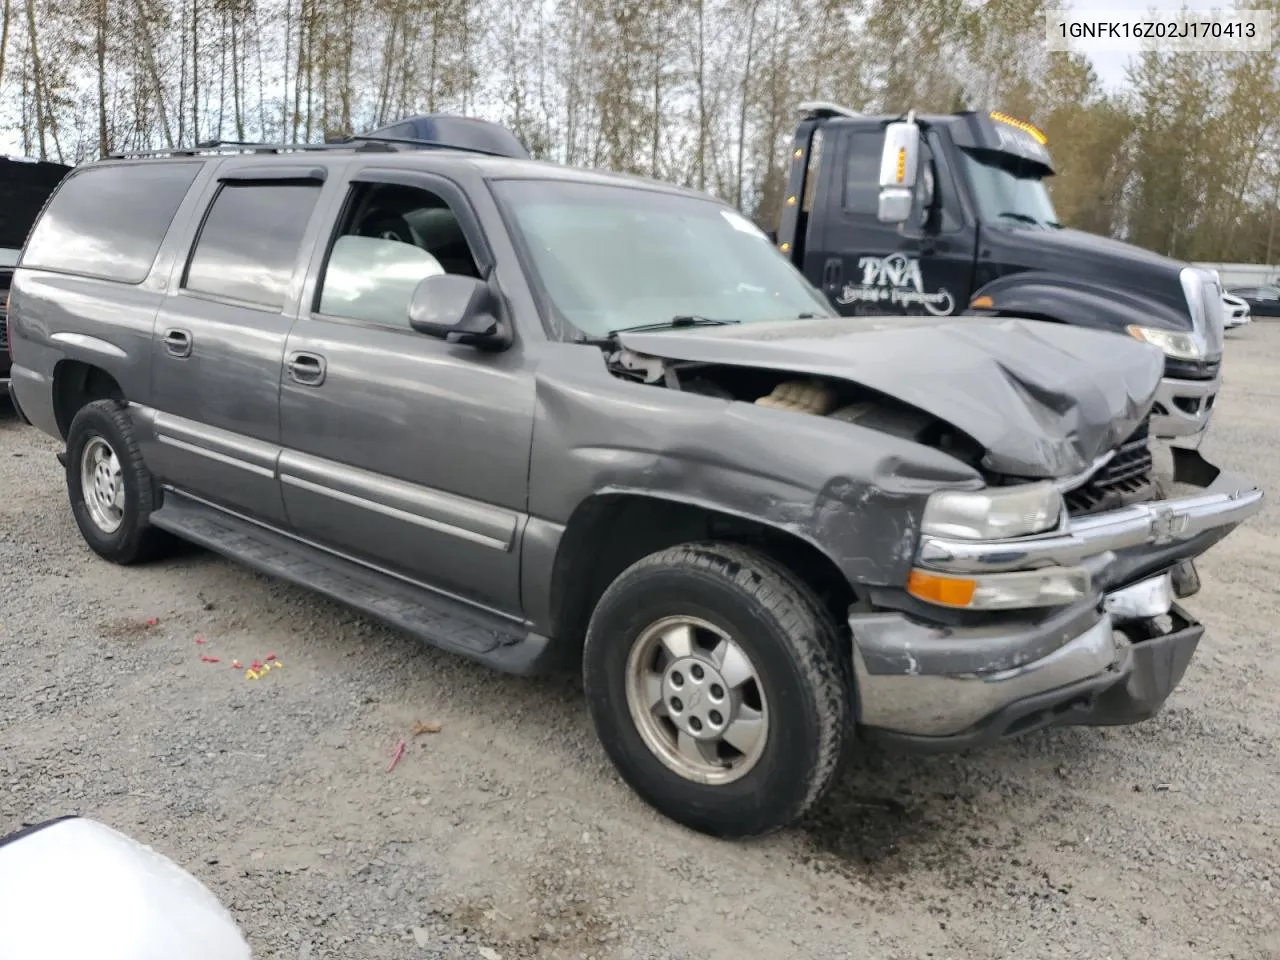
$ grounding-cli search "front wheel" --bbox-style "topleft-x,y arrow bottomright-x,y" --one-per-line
583,542 -> 850,838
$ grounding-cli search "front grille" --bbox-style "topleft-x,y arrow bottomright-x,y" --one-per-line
1064,417 -> 1155,516
0,315 -> 7,355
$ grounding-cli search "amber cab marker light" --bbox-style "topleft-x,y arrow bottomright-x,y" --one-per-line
971,295 -> 994,309
907,569 -> 978,608
779,242 -> 791,253
989,110 -> 1048,145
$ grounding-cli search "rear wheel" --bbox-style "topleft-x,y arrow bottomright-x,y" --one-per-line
65,400 -> 171,564
583,541 -> 850,838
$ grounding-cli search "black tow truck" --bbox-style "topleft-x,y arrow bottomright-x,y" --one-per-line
772,102 -> 1225,444
2,155 -> 72,394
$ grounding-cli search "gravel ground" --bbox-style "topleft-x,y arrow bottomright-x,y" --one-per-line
2,324 -> 1278,960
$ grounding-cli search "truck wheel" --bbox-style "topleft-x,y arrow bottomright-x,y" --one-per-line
583,542 -> 849,838
65,400 -> 170,565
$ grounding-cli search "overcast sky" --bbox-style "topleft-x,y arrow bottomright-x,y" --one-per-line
1074,0 -> 1249,91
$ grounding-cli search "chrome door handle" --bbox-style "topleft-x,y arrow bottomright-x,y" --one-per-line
162,328 -> 192,358
286,351 -> 326,386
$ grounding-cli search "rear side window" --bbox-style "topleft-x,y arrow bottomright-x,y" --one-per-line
183,182 -> 321,309
843,131 -> 884,215
21,162 -> 199,283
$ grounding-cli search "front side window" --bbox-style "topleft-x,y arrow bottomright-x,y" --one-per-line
22,162 -> 200,283
959,150 -> 1060,229
184,181 -> 321,309
314,182 -> 482,327
494,179 -> 832,338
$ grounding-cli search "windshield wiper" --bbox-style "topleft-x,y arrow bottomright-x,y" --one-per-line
610,315 -> 742,335
997,211 -> 1041,226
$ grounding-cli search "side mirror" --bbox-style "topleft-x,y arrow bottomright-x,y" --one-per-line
877,118 -> 922,224
0,816 -> 251,960
408,273 -> 512,350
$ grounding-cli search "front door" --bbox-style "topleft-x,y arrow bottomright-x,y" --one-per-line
149,164 -> 331,526
814,128 -> 976,318
277,169 -> 535,616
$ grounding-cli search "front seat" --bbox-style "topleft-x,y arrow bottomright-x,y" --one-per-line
357,209 -> 416,246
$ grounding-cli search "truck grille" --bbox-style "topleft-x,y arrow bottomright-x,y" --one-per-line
1064,418 -> 1155,517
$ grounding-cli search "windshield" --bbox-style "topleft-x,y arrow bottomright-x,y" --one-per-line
492,179 -> 833,337
958,150 -> 1060,229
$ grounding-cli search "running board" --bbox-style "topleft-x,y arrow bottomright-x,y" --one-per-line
149,491 -> 550,675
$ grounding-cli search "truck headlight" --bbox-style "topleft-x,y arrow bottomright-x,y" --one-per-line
1126,324 -> 1204,361
922,481 -> 1063,540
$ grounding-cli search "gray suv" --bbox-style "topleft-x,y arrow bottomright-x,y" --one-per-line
6,130 -> 1263,838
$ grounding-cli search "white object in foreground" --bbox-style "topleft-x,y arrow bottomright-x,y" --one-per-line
0,816 -> 251,960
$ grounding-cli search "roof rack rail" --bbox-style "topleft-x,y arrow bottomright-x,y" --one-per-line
330,134 -> 521,158
106,133 -> 520,162
105,114 -> 531,162
798,100 -> 862,121
105,141 -> 345,160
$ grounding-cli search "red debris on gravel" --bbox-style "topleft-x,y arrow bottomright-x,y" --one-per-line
386,739 -> 407,773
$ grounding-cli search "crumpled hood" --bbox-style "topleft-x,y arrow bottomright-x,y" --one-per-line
617,315 -> 1164,479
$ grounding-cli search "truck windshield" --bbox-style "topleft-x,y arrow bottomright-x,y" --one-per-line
958,150 -> 1060,229
493,179 -> 833,338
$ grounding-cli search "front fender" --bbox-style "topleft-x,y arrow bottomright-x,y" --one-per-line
967,271 -> 1191,335
525,345 -> 983,594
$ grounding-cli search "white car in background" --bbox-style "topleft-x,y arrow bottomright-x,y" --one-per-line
1222,291 -> 1251,329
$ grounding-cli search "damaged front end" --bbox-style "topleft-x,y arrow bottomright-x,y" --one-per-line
601,319 -> 1263,750
851,444 -> 1261,748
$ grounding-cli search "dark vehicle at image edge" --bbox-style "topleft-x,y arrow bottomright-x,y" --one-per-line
5,118 -> 1263,839
775,103 -> 1226,444
1227,284 -> 1280,318
1,156 -> 73,391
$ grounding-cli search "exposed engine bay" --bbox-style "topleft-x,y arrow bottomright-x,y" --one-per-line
608,347 -> 986,468
607,345 -> 1161,518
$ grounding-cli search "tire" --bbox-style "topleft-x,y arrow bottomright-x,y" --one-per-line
583,541 -> 850,838
65,399 -> 171,565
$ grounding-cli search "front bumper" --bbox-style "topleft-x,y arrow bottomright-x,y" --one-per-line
1151,373 -> 1219,439
852,450 -> 1262,748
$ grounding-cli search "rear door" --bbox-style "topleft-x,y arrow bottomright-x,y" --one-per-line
813,127 -> 974,317
147,162 -> 333,526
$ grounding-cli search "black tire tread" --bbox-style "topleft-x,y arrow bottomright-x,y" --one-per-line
66,399 -> 169,565
585,540 -> 850,836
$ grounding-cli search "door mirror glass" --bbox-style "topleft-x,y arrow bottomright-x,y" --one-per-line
408,273 -> 511,349
0,817 -> 251,960
877,119 -> 921,224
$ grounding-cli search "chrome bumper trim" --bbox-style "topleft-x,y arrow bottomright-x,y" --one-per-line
853,614 -> 1120,737
918,482 -> 1263,575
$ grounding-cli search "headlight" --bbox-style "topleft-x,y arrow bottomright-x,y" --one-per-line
921,481 -> 1063,540
1126,324 -> 1204,361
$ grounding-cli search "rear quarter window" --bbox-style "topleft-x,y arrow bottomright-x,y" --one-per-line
21,162 -> 201,284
